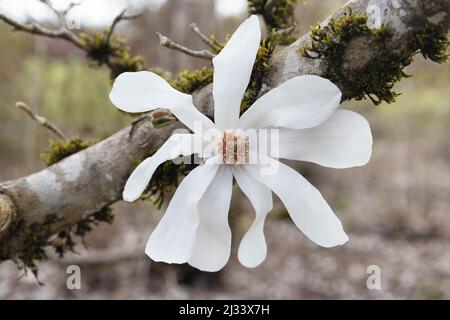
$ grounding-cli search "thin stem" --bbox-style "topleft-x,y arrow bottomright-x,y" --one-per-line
0,13 -> 83,48
15,102 -> 67,140
106,9 -> 141,44
156,32 -> 215,60
189,22 -> 221,52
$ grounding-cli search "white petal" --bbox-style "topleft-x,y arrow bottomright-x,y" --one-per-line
188,166 -> 233,272
213,15 -> 261,129
238,75 -> 342,130
123,134 -> 200,202
233,166 -> 273,268
245,155 -> 348,247
109,71 -> 214,132
275,110 -> 373,168
145,158 -> 220,264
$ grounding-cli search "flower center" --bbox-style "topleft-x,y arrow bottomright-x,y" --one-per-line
217,131 -> 249,165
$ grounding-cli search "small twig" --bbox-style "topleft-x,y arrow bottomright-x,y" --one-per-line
62,1 -> 82,16
106,9 -> 141,44
156,32 -> 215,60
15,102 -> 67,140
0,3 -> 145,79
189,22 -> 221,52
0,13 -> 83,48
39,0 -> 64,21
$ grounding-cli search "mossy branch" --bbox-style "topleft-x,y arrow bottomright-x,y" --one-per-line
0,4 -> 144,80
0,0 -> 449,276
298,8 -> 449,105
248,0 -> 300,45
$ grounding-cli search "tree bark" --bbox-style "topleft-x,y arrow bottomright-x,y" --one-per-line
0,0 -> 449,261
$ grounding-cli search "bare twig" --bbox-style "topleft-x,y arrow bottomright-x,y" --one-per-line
62,2 -> 82,16
39,0 -> 64,21
15,102 -> 67,140
156,32 -> 216,60
0,5 -> 144,79
0,13 -> 83,48
106,9 -> 142,44
189,22 -> 221,52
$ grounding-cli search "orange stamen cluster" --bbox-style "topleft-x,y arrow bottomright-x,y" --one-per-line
217,131 -> 249,165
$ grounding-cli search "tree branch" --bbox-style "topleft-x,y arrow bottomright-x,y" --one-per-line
189,22 -> 222,52
0,13 -> 83,49
156,32 -> 216,60
15,102 -> 67,140
0,0 -> 449,263
106,9 -> 141,45
0,6 -> 144,80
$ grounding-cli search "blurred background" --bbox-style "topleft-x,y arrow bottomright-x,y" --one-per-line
0,0 -> 449,299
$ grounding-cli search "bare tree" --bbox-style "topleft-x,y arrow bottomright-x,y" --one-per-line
0,0 -> 449,273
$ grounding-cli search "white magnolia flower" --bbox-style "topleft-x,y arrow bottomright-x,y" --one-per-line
109,15 -> 373,271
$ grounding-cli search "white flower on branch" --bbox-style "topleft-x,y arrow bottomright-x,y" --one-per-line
109,16 -> 373,271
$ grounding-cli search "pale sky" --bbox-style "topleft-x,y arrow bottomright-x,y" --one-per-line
0,0 -> 248,26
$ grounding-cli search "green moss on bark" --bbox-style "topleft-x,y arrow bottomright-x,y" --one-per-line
0,207 -> 114,281
300,10 -> 408,105
249,0 -> 299,30
1,138 -> 114,278
300,9 -> 449,105
53,207 -> 114,258
40,137 -> 98,166
241,31 -> 280,113
248,0 -> 300,44
129,151 -> 197,208
170,67 -> 214,94
80,31 -> 145,80
414,23 -> 449,63
0,214 -> 60,280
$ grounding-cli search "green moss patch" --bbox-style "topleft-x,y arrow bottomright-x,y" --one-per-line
300,9 -> 449,105
40,137 -> 97,166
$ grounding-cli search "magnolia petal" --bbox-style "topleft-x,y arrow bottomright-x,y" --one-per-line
123,134 -> 200,202
145,158 -> 220,264
109,71 -> 214,132
275,110 -> 373,168
213,15 -> 261,129
246,155 -> 348,248
238,75 -> 342,130
188,166 -> 233,272
233,166 -> 273,268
